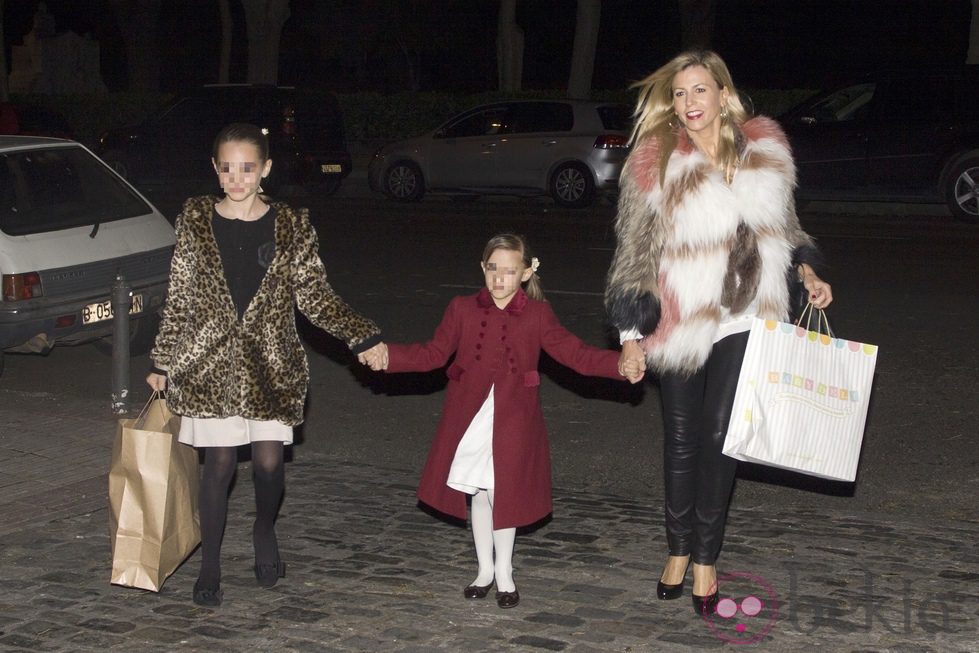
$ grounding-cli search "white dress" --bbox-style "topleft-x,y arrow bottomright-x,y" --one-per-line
178,415 -> 293,447
446,385 -> 495,494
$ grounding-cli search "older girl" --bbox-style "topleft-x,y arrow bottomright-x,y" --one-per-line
147,123 -> 384,606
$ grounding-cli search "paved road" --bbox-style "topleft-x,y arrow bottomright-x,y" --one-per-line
1,394 -> 977,652
1,180 -> 977,651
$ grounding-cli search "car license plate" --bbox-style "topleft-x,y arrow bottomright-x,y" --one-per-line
320,164 -> 342,173
82,294 -> 143,324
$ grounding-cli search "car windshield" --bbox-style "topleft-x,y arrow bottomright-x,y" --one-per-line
805,83 -> 876,123
0,146 -> 153,236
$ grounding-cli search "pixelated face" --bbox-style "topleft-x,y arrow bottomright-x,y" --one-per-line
672,64 -> 729,135
481,248 -> 532,308
212,140 -> 272,201
701,571 -> 779,644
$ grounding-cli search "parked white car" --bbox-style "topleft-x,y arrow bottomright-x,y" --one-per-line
0,136 -> 175,374
368,99 -> 632,208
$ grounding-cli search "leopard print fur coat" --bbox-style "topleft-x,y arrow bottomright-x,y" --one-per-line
151,196 -> 381,426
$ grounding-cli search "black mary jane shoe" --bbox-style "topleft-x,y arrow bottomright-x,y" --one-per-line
192,579 -> 223,607
254,559 -> 286,588
463,581 -> 494,599
657,579 -> 684,600
496,590 -> 520,609
692,592 -> 719,616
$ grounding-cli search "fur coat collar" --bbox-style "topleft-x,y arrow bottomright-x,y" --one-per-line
605,116 -> 816,375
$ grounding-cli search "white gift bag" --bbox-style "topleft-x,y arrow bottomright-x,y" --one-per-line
723,312 -> 879,482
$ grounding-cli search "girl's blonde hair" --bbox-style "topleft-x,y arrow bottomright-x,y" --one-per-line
481,233 -> 545,301
629,50 -> 748,184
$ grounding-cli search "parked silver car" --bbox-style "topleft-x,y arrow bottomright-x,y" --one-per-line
368,100 -> 632,208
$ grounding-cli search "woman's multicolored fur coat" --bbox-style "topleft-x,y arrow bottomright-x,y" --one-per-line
605,116 -> 822,376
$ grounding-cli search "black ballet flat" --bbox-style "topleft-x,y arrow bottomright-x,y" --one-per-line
657,579 -> 684,600
496,589 -> 520,609
254,559 -> 286,588
463,581 -> 494,599
193,579 -> 223,607
692,592 -> 719,616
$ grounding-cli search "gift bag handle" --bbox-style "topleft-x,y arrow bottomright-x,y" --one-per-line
795,302 -> 835,338
134,391 -> 168,430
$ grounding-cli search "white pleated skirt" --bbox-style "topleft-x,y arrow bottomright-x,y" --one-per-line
446,385 -> 495,494
178,415 -> 293,448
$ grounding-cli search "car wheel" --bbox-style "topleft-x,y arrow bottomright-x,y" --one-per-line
550,162 -> 595,208
101,149 -> 132,180
946,156 -> 979,222
384,161 -> 425,201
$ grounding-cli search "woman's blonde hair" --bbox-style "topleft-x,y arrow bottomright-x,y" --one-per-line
481,233 -> 545,301
629,50 -> 748,184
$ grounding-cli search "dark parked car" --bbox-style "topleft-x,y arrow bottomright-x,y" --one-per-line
781,66 -> 979,221
368,99 -> 632,208
98,85 -> 351,196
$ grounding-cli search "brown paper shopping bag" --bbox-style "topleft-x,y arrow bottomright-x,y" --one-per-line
109,393 -> 200,591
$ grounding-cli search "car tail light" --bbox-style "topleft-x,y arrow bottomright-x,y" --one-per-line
594,134 -> 629,149
281,105 -> 297,135
2,272 -> 43,301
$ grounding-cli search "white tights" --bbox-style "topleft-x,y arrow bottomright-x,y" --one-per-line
470,489 -> 516,592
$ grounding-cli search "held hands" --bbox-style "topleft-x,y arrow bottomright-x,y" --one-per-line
618,339 -> 646,384
358,342 -> 389,371
799,263 -> 833,310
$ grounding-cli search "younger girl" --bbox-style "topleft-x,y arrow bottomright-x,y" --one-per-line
368,234 -> 641,608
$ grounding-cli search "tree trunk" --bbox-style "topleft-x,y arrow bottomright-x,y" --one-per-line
241,0 -> 291,85
218,0 -> 232,83
496,0 -> 523,92
109,0 -> 163,92
968,0 -> 979,63
567,0 -> 600,99
678,0 -> 715,50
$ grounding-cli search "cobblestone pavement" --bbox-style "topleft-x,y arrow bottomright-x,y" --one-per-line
1,395 -> 978,652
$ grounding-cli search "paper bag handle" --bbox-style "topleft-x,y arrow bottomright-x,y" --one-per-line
795,302 -> 834,337
134,391 -> 168,430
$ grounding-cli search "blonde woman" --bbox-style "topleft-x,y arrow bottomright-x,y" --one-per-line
605,51 -> 832,615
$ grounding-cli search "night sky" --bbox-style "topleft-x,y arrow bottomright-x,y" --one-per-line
2,0 -> 972,93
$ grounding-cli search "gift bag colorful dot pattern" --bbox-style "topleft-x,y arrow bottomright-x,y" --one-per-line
723,318 -> 879,482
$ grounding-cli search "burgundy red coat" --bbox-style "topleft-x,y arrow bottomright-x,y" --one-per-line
386,287 -> 622,529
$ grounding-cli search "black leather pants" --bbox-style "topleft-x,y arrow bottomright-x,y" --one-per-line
658,331 -> 748,565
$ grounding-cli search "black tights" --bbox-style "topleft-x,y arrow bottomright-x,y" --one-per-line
659,332 -> 748,565
197,441 -> 284,586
